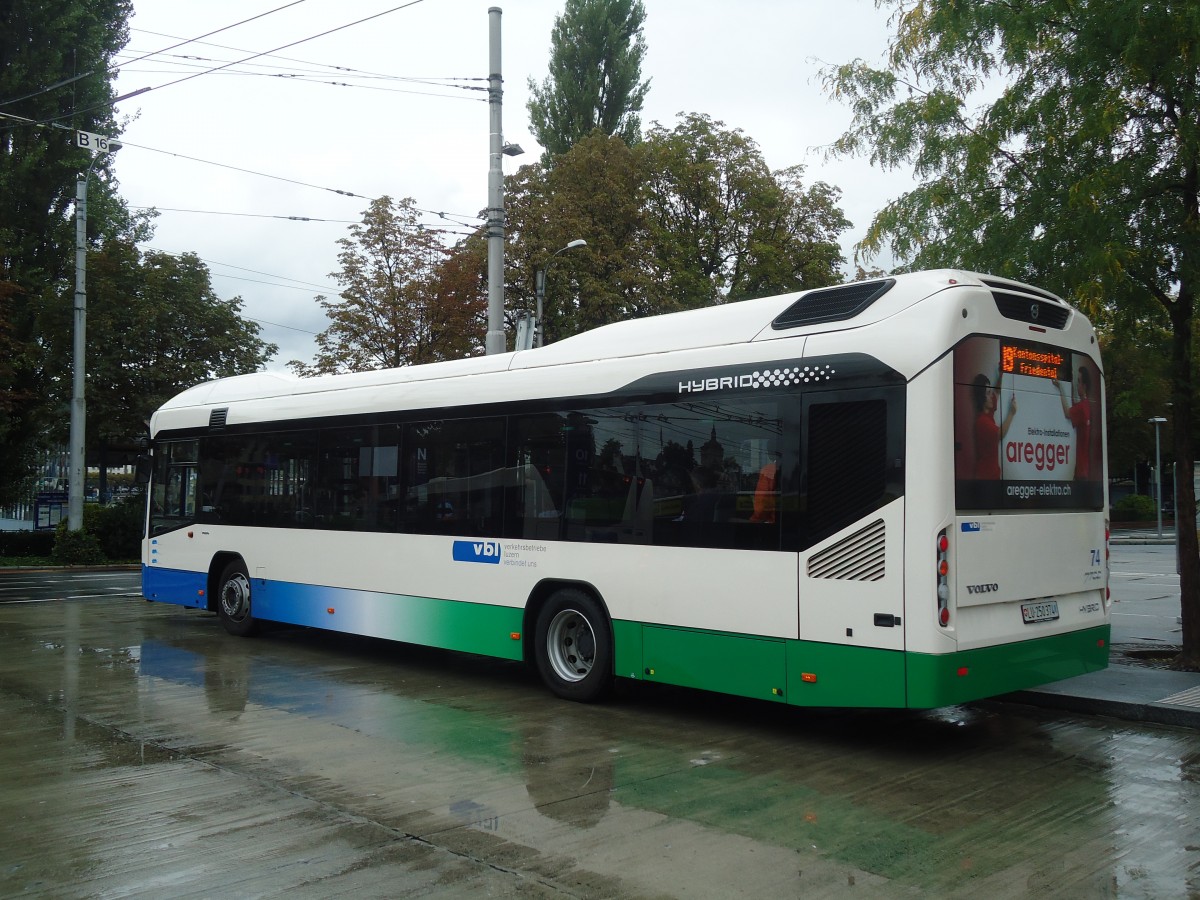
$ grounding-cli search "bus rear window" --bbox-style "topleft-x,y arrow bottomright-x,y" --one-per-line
952,335 -> 1103,510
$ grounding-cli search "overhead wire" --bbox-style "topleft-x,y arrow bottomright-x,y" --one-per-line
131,206 -> 361,225
118,0 -> 314,71
144,246 -> 339,293
128,205 -> 479,237
0,72 -> 94,108
109,67 -> 482,102
124,26 -> 487,90
1,0 -> 314,126
129,0 -> 431,96
141,247 -> 329,335
112,44 -> 487,98
7,2 -> 491,351
31,0 -> 433,127
114,139 -> 484,229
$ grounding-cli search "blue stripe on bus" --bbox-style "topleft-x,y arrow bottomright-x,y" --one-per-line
142,565 -> 208,609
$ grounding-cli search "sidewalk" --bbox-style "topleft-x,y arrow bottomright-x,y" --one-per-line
998,524 -> 1200,728
1001,658 -> 1200,729
1110,525 -> 1177,545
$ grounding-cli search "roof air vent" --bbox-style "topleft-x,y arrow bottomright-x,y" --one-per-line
209,408 -> 229,431
990,290 -> 1070,329
771,279 -> 895,330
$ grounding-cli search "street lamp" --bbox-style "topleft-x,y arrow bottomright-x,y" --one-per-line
1149,416 -> 1167,538
535,239 -> 586,348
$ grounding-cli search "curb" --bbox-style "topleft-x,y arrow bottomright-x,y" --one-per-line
998,688 -> 1200,729
0,564 -> 140,573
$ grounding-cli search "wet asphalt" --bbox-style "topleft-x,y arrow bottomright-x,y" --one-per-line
0,549 -> 1197,898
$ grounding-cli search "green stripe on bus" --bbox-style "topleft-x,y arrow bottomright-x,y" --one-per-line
640,625 -> 788,703
786,640 -> 907,707
904,624 -> 1111,708
611,621 -> 1110,708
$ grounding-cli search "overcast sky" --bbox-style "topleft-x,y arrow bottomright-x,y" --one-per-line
110,0 -> 908,371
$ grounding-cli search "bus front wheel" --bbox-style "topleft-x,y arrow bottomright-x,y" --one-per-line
217,559 -> 258,637
534,589 -> 612,702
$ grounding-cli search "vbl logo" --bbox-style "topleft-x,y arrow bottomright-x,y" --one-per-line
452,540 -> 502,564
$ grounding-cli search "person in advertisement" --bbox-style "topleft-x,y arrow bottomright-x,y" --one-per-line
971,370 -> 1017,479
1053,365 -> 1092,481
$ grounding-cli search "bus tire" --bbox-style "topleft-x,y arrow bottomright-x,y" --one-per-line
534,589 -> 612,702
216,559 -> 258,637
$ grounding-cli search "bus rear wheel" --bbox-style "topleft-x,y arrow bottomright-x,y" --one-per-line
534,589 -> 612,702
217,559 -> 258,637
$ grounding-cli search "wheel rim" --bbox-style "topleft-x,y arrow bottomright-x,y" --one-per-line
220,573 -> 251,623
545,608 -> 597,683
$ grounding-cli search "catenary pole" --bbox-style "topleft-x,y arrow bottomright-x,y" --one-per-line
68,155 -> 100,531
485,7 -> 506,355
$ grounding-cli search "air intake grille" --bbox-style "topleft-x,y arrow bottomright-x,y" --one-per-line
209,408 -> 229,430
772,279 -> 895,330
806,519 -> 885,581
991,290 -> 1070,329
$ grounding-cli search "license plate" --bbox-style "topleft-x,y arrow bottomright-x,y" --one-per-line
1021,600 -> 1060,624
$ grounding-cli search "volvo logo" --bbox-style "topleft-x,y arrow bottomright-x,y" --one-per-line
1030,303 -> 1040,320
966,583 -> 1000,595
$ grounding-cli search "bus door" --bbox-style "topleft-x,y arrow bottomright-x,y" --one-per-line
795,387 -> 906,653
150,440 -> 199,536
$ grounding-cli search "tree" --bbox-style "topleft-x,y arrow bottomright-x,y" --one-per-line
291,197 -> 482,376
1101,321 -> 1172,482
500,119 -> 852,344
825,0 -> 1200,668
527,0 -> 651,159
85,243 -> 278,443
639,114 -> 849,309
0,0 -> 132,504
504,131 -> 658,344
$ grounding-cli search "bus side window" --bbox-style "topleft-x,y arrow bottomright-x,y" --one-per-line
315,425 -> 401,532
512,414 -> 567,540
400,418 -> 507,537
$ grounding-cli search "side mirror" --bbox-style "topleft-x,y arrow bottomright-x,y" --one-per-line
135,455 -> 153,485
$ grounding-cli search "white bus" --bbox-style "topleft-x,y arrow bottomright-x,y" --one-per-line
142,270 -> 1110,708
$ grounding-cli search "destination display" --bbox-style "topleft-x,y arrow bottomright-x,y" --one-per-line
953,335 -> 1103,510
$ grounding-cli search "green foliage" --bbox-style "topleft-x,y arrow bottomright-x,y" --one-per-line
83,495 -> 144,560
85,244 -> 277,443
0,0 -> 132,505
825,0 -> 1200,663
504,132 -> 658,344
1100,315 -> 1173,476
501,118 -> 849,344
290,197 -> 481,376
1,0 -> 274,495
52,527 -> 105,566
0,530 -> 55,558
527,0 -> 650,159
640,114 -> 849,308
1111,494 -> 1159,523
42,496 -> 142,565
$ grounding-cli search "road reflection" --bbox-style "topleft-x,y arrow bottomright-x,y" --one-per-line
132,621 -> 1143,896
2,594 -> 1196,897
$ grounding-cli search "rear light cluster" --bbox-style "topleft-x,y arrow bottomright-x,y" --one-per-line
1105,523 -> 1111,603
936,529 -> 950,626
